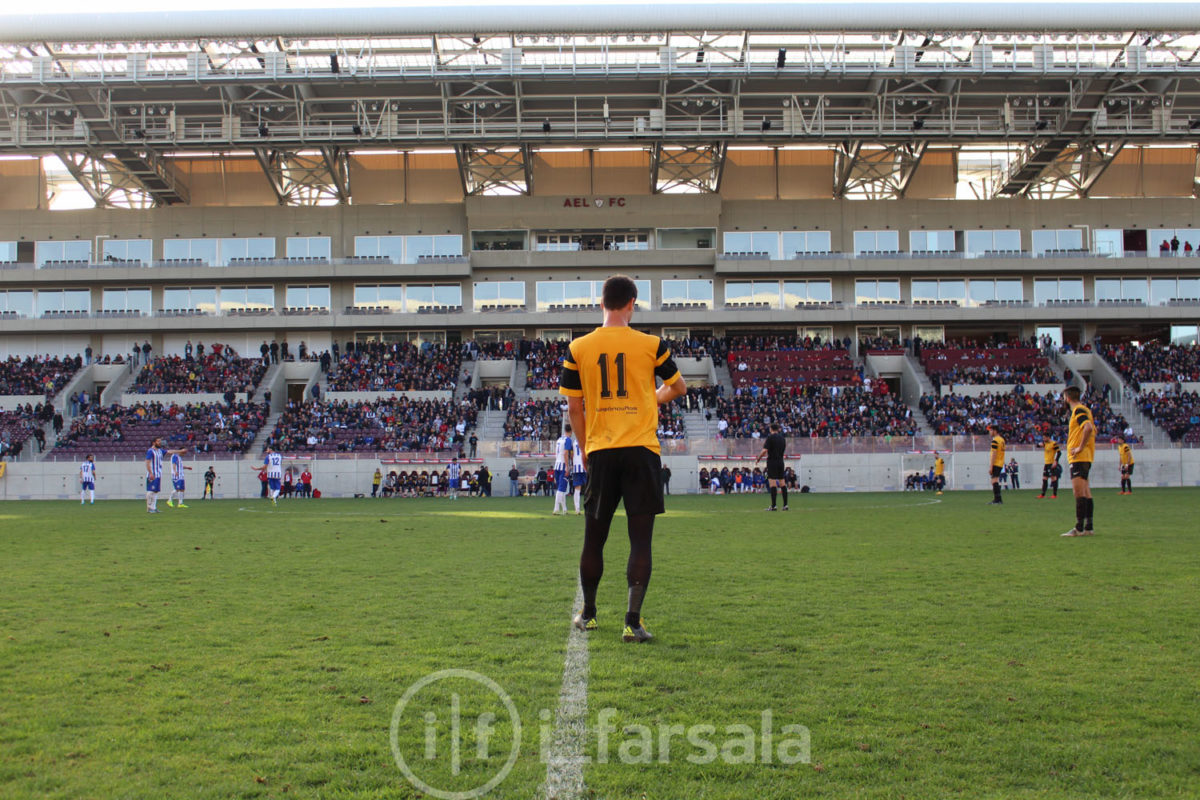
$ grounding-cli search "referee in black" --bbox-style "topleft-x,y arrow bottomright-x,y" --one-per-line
755,422 -> 789,511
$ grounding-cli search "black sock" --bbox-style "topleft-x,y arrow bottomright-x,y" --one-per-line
625,514 -> 654,626
579,507 -> 615,618
1051,480 -> 1058,496
1075,496 -> 1086,532
993,484 -> 1002,502
769,486 -> 777,508
1084,497 -> 1094,531
780,487 -> 788,507
1040,479 -> 1048,494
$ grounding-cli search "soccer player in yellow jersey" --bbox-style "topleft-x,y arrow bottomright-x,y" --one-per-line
933,452 -> 945,495
986,424 -> 1005,505
1037,434 -> 1061,499
1116,437 -> 1135,495
1062,386 -> 1096,537
560,275 -> 687,642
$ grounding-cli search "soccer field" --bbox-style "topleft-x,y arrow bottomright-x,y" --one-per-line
1,490 -> 1197,799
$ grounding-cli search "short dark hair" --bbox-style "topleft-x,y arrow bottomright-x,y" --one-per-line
1064,386 -> 1082,402
602,274 -> 638,310
564,423 -> 572,432
769,423 -> 780,432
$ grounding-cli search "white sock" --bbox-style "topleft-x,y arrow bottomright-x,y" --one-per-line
150,496 -> 158,510
554,491 -> 565,512
81,491 -> 86,503
89,490 -> 95,503
573,488 -> 581,512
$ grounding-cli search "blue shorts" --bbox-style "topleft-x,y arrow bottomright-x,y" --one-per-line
268,478 -> 282,492
572,472 -> 586,488
81,480 -> 94,491
146,477 -> 161,493
173,479 -> 185,491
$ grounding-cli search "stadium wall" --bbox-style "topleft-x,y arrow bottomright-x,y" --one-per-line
5,448 -> 1197,501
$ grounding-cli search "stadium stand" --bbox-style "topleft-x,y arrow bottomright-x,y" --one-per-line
503,398 -> 563,441
50,401 -> 268,459
714,384 -> 917,438
0,355 -> 83,398
265,397 -> 479,453
919,388 -> 1136,443
1100,342 -> 1200,390
920,343 -> 1059,386
131,346 -> 267,395
325,341 -> 463,392
1136,390 -> 1200,444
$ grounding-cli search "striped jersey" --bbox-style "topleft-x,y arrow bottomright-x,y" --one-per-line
171,453 -> 185,481
80,460 -> 96,482
448,461 -> 461,483
263,451 -> 283,479
571,437 -> 586,476
145,447 -> 164,478
553,434 -> 574,471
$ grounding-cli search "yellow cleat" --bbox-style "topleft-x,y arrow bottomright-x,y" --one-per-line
622,619 -> 653,643
572,612 -> 597,632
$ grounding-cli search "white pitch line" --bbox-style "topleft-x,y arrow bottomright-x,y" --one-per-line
541,583 -> 589,800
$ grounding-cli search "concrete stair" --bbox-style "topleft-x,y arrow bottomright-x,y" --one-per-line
681,409 -> 716,439
454,360 -> 476,402
477,407 -> 509,440
246,411 -> 282,455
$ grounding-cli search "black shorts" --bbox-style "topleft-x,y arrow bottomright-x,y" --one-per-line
583,446 -> 665,518
1122,464 -> 1134,475
765,460 -> 785,480
991,466 -> 1003,479
1069,461 -> 1091,480
1042,465 -> 1054,478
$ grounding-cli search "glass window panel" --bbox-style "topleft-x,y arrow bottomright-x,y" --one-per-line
657,228 -> 715,249
964,230 -> 991,255
246,287 -> 274,309
1095,278 -> 1120,301
1093,229 -> 1122,257
245,238 -> 275,259
1034,279 -> 1057,305
309,286 -> 330,308
101,239 -> 152,264
191,288 -> 217,314
912,280 -> 939,301
938,280 -> 965,301
0,242 -> 16,262
661,280 -> 688,305
0,291 -> 33,316
781,232 -> 804,257
1178,277 -> 1200,298
783,281 -> 808,307
855,279 -> 877,303
876,231 -> 900,252
378,286 -> 404,307
536,282 -> 565,311
432,235 -> 463,257
163,238 -> 218,265
1059,229 -> 1084,250
910,231 -> 954,251
994,230 -> 1021,251
807,280 -> 832,303
750,281 -> 780,307
1169,325 -> 1199,346
996,279 -> 1023,302
1151,278 -> 1176,305
1059,279 -> 1084,301
1031,230 -> 1057,255
354,235 -> 404,262
286,236 -> 331,258
1122,278 -> 1148,303
724,281 -> 753,305
163,288 -> 190,310
878,280 -> 901,301
969,279 -> 995,305
562,281 -> 591,304
219,238 -> 248,263
496,282 -> 525,303
406,285 -> 434,310
750,232 -> 780,259
723,232 -> 753,253
36,291 -> 64,315
218,287 -> 247,311
633,279 -> 651,310
405,236 -> 434,263
353,286 -> 378,305
433,285 -> 462,307
809,231 -> 832,251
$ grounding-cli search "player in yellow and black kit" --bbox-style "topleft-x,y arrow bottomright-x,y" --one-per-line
560,275 -> 687,642
1037,435 -> 1061,499
1117,437 -> 1135,495
933,452 -> 945,495
1062,386 -> 1096,537
986,424 -> 1005,505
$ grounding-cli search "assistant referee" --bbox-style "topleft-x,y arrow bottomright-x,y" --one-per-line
559,275 -> 687,643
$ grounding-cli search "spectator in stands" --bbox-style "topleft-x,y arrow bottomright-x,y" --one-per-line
0,355 -> 82,399
133,344 -> 266,395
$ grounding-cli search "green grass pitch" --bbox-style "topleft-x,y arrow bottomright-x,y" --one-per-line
1,489 -> 1198,799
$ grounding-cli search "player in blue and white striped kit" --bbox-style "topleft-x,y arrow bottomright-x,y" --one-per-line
570,434 -> 587,515
146,438 -> 188,514
79,454 -> 97,505
250,445 -> 284,505
448,457 -> 461,500
552,423 -> 574,515
166,451 -> 193,508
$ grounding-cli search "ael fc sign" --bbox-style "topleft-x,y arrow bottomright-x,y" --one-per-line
563,197 -> 627,208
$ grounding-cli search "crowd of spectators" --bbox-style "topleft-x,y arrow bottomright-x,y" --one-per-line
712,383 -> 917,438
52,401 -> 267,454
919,387 -> 1136,444
699,465 -> 799,493
0,355 -> 83,398
325,341 -> 463,392
523,340 -> 570,390
925,363 -> 1059,386
658,402 -> 686,439
266,396 -> 478,453
132,344 -> 267,395
1136,389 -> 1200,443
0,405 -> 48,459
1101,342 -> 1200,391
920,341 -> 1058,387
503,398 -> 563,441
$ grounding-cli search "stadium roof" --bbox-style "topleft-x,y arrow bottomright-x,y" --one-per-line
1,3 -> 1199,205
